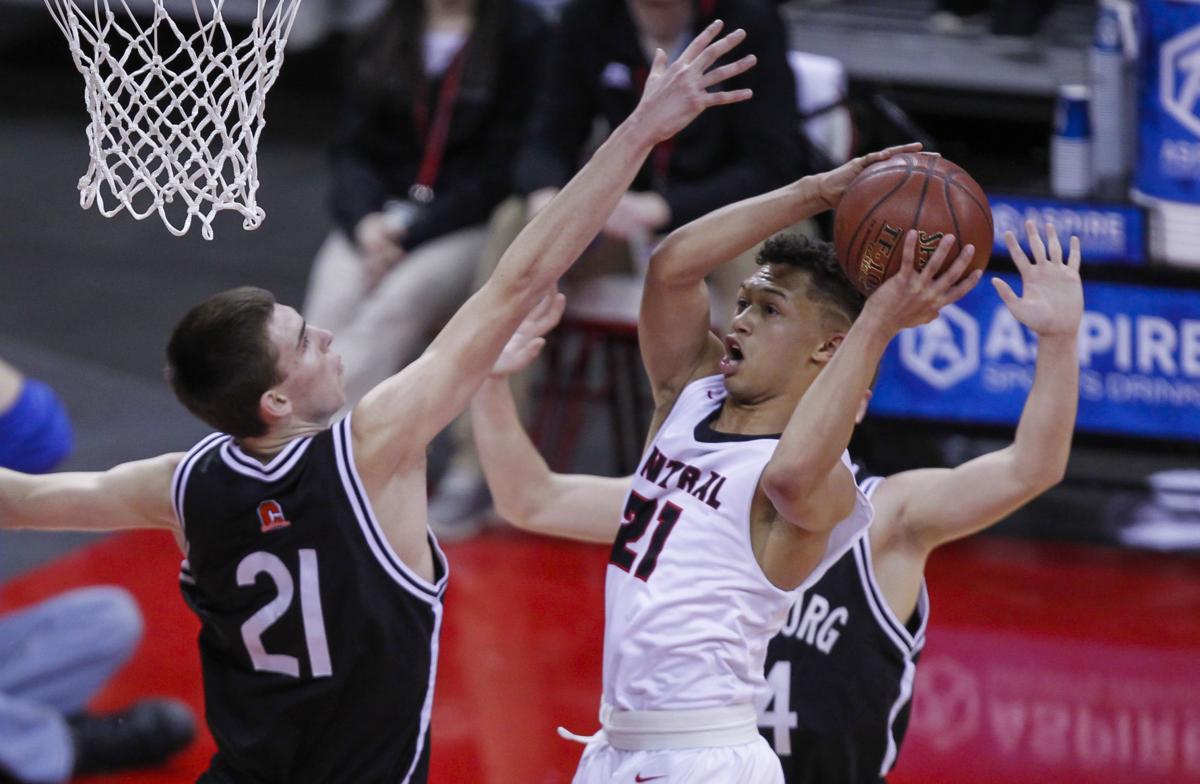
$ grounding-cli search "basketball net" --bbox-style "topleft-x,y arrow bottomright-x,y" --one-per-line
44,0 -> 303,239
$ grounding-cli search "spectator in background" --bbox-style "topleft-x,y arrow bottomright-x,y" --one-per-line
0,359 -> 195,783
429,0 -> 803,533
303,0 -> 547,407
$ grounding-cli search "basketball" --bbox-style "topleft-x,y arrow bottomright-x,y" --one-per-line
833,152 -> 993,295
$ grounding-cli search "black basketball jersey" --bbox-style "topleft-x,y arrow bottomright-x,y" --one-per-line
172,417 -> 448,784
757,474 -> 928,784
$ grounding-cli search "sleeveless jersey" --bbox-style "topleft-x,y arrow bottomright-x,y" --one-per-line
172,416 -> 448,784
756,473 -> 929,783
602,375 -> 872,712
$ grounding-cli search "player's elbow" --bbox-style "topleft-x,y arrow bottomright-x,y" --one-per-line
1006,448 -> 1067,498
762,470 -> 822,532
492,494 -> 540,533
646,233 -> 692,288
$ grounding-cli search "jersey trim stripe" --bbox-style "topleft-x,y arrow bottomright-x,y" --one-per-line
852,536 -> 924,654
330,417 -> 449,603
401,601 -> 443,784
171,432 -> 228,533
849,480 -> 929,778
218,437 -> 314,482
880,652 -> 919,775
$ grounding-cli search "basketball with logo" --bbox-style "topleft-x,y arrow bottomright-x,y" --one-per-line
833,152 -> 993,295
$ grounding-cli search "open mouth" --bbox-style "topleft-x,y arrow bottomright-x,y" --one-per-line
720,335 -> 744,375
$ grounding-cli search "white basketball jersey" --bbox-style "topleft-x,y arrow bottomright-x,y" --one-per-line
602,375 -> 871,712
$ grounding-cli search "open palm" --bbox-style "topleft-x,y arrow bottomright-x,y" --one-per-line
993,221 -> 1083,337
490,290 -> 567,378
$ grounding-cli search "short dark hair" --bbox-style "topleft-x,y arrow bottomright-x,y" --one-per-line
166,287 -> 281,439
756,234 -> 865,326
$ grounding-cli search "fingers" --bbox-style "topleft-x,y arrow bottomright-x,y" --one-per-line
943,269 -> 983,304
650,47 -> 668,78
701,54 -> 756,89
1044,222 -> 1063,264
1004,229 -> 1032,270
706,88 -> 754,107
1067,235 -> 1081,271
899,230 -> 919,274
916,233 -> 957,278
679,18 -> 724,65
991,276 -> 1019,308
1024,219 -> 1047,264
867,142 -> 923,164
521,337 -> 547,365
937,243 -> 976,287
693,26 -> 746,72
546,291 -> 567,328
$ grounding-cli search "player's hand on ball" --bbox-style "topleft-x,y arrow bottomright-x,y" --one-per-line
865,230 -> 982,332
490,289 -> 567,378
812,143 -> 924,210
993,221 -> 1083,338
634,20 -> 756,144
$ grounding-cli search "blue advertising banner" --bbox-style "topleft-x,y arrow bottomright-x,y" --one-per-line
871,275 -> 1200,441
988,194 -> 1145,266
1135,0 -> 1200,203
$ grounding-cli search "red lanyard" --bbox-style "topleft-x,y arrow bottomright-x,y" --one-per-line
410,45 -> 468,204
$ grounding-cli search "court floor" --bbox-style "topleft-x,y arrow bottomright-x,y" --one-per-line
2,526 -> 1197,784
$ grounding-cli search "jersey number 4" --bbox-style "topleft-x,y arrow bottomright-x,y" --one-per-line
609,492 -> 683,581
237,550 -> 333,679
757,660 -> 798,755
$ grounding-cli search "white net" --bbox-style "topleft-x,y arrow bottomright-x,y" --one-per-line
44,0 -> 304,239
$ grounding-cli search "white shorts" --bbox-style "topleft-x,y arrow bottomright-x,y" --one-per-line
571,736 -> 784,784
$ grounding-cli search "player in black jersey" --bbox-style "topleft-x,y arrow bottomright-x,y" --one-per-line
467,217 -> 1081,783
0,23 -> 757,784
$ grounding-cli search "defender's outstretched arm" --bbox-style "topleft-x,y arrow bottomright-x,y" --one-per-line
872,222 -> 1082,549
353,22 -> 758,473
471,293 -> 627,543
0,454 -> 181,533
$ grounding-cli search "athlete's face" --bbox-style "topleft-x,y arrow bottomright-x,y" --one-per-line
265,305 -> 345,425
720,265 -> 848,404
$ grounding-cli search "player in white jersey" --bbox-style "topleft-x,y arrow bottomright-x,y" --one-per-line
472,219 -> 1082,784
543,147 -> 981,782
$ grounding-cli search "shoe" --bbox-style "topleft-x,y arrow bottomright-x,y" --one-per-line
428,466 -> 492,542
70,698 -> 196,775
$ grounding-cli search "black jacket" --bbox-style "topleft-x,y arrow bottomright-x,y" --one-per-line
330,0 -> 546,249
514,0 -> 801,230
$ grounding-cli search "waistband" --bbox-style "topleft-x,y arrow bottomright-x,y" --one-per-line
557,703 -> 760,751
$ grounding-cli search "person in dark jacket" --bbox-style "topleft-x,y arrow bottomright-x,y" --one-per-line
518,0 -> 801,238
303,0 -> 547,406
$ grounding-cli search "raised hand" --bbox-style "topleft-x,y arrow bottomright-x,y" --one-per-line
863,231 -> 982,333
812,143 -> 924,210
490,289 -> 567,378
993,221 -> 1083,337
633,20 -> 757,145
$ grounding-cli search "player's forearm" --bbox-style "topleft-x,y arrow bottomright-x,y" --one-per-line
1011,332 -> 1078,487
471,378 -> 557,531
491,119 -> 657,310
766,311 -> 892,492
648,177 -> 828,287
0,470 -> 94,530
